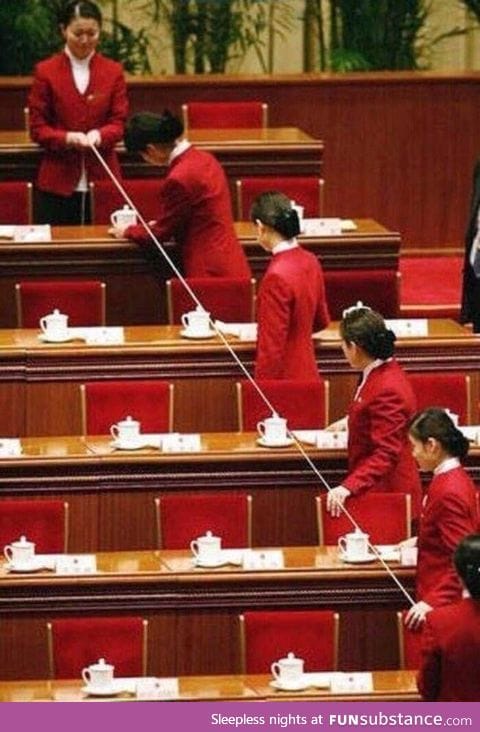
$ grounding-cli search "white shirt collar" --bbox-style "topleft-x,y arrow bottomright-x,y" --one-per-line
168,139 -> 191,164
272,238 -> 299,255
434,456 -> 460,476
354,358 -> 388,399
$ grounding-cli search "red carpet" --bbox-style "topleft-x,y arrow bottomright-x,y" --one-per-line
399,256 -> 463,318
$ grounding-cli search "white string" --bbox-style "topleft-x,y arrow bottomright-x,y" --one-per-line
89,142 -> 416,607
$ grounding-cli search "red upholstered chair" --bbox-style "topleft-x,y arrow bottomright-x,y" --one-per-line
239,610 -> 339,673
47,617 -> 148,679
237,379 -> 329,431
16,280 -> 106,328
81,380 -> 174,435
397,610 -> 423,669
182,101 -> 268,131
316,493 -> 411,545
155,493 -> 252,549
0,181 -> 33,224
236,177 -> 324,220
324,269 -> 401,319
89,179 -> 161,225
408,373 -> 471,425
0,499 -> 69,553
166,277 -> 256,324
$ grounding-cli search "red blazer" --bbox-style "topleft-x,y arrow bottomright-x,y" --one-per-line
28,52 -> 128,196
418,598 -> 480,701
126,146 -> 250,278
416,467 -> 478,607
343,360 -> 422,517
254,247 -> 330,379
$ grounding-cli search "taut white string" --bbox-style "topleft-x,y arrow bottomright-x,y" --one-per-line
89,142 -> 415,606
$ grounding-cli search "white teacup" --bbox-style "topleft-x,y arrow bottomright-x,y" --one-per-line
110,205 -> 137,228
400,546 -> 418,566
39,309 -> 69,342
4,535 -> 35,568
257,414 -> 288,445
110,416 -> 141,446
338,529 -> 370,560
190,530 -> 222,564
181,306 -> 211,336
271,652 -> 304,687
82,658 -> 114,690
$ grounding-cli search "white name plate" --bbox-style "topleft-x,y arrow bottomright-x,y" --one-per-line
68,327 -> 125,345
315,430 -> 348,449
0,438 -> 22,457
55,555 -> 97,575
136,677 -> 179,700
330,672 -> 373,694
242,549 -> 284,570
14,225 -> 52,242
302,218 -> 343,236
162,433 -> 201,453
385,319 -> 428,337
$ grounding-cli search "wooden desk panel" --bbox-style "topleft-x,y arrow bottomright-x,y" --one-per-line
0,221 -> 399,328
0,548 -> 415,680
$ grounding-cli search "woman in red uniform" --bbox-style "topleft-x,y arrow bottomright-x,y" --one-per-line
28,1 -> 128,224
326,306 -> 421,519
404,408 -> 478,629
251,191 -> 330,379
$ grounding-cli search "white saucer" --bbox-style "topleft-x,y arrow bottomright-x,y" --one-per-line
180,329 -> 216,340
339,552 -> 376,564
193,556 -> 228,568
269,679 -> 310,692
6,560 -> 45,573
110,438 -> 148,451
38,333 -> 75,344
257,437 -> 295,448
81,685 -> 124,697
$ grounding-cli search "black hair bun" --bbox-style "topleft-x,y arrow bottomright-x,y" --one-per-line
273,207 -> 300,239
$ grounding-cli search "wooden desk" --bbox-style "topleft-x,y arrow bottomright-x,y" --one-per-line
0,547 -> 415,680
0,127 -> 323,184
0,220 -> 399,327
0,320 -> 478,437
0,670 -> 419,701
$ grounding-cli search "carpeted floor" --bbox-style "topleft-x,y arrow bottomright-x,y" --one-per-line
399,256 -> 463,318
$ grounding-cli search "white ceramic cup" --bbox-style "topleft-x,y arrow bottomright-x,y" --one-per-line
110,205 -> 137,228
400,546 -> 418,566
4,535 -> 35,568
181,307 -> 211,336
271,652 -> 304,686
338,529 -> 370,560
81,658 -> 114,690
110,416 -> 141,445
257,414 -> 288,444
39,309 -> 69,341
190,530 -> 222,563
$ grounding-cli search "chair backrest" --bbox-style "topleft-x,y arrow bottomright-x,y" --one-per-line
237,379 -> 329,431
167,277 -> 256,324
89,179 -> 161,225
239,610 -> 339,674
236,177 -> 324,220
316,493 -> 411,545
47,617 -> 148,679
324,269 -> 401,319
16,280 -> 106,328
155,493 -> 252,549
0,499 -> 69,553
0,181 -> 33,224
81,380 -> 174,435
396,610 -> 423,670
182,101 -> 268,131
408,373 -> 471,425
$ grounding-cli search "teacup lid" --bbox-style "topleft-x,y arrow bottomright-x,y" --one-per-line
90,658 -> 114,671
279,652 -> 303,665
117,415 -> 139,426
268,411 -> 285,423
348,528 -> 369,538
12,535 -> 34,547
45,308 -> 66,319
198,530 -> 219,543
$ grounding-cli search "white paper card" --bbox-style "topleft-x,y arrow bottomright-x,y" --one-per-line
242,549 -> 284,570
136,677 -> 179,700
0,226 -> 15,239
315,430 -> 348,449
385,319 -> 428,337
460,426 -> 480,444
67,327 -> 125,345
162,433 -> 201,452
330,672 -> 373,694
302,218 -> 343,236
55,555 -> 97,574
0,438 -> 22,457
14,225 -> 52,242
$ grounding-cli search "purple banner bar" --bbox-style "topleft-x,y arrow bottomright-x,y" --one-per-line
1,701 -> 479,732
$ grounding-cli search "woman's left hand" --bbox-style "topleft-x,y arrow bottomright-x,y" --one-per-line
326,485 -> 351,517
404,601 -> 432,630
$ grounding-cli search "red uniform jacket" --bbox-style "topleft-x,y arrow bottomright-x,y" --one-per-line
343,360 -> 422,517
254,247 -> 330,379
126,146 -> 250,278
28,52 -> 128,196
418,598 -> 480,701
416,467 -> 478,607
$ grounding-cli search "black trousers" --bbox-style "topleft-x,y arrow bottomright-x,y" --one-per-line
35,190 -> 91,225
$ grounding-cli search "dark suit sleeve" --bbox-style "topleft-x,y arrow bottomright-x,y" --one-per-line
417,616 -> 441,701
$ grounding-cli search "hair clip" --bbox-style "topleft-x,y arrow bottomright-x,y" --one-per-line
342,301 -> 371,318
